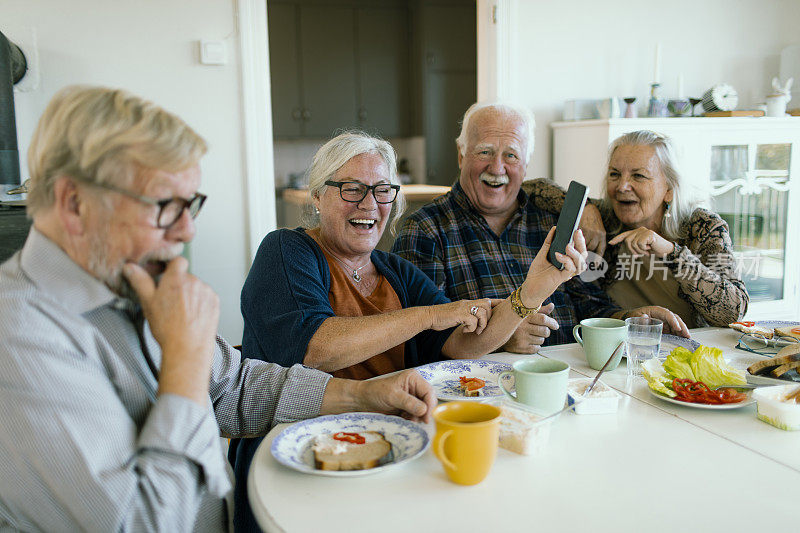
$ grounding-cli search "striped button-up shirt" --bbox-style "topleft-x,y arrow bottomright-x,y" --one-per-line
0,229 -> 330,532
391,181 -> 620,345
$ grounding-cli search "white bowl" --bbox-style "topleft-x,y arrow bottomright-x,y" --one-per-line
567,378 -> 620,415
485,398 -> 556,456
752,384 -> 800,431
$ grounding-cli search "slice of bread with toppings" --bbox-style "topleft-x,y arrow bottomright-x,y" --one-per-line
459,376 -> 486,397
312,431 -> 392,471
729,322 -> 773,338
774,325 -> 800,342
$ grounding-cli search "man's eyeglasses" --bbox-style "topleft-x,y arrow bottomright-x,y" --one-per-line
80,180 -> 207,229
324,180 -> 400,204
735,333 -> 799,356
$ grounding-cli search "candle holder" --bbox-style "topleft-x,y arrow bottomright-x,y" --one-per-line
623,97 -> 637,118
647,83 -> 667,117
688,97 -> 702,117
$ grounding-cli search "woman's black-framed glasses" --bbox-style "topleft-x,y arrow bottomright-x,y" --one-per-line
735,332 -> 799,356
325,180 -> 400,204
81,180 -> 207,229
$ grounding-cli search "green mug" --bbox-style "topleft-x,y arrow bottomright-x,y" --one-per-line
497,358 -> 570,416
572,318 -> 627,371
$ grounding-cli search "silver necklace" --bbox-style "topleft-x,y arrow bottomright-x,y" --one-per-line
318,240 -> 370,283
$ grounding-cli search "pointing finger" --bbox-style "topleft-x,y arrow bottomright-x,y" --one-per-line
608,231 -> 632,246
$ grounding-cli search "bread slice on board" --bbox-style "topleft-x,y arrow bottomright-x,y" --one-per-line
770,343 -> 800,377
748,343 -> 800,377
313,431 -> 392,471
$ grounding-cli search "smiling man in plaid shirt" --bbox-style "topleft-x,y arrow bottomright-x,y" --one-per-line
392,102 -> 622,353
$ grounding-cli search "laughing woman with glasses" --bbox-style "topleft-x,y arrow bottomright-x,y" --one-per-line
230,131 -> 588,529
241,131 -> 586,377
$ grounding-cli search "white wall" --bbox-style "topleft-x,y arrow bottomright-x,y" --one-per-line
504,0 -> 800,180
4,0 -> 249,341
273,136 -> 426,188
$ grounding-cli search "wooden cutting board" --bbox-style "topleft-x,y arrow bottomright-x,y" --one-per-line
704,110 -> 765,117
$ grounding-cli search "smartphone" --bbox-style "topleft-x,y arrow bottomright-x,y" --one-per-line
547,180 -> 589,270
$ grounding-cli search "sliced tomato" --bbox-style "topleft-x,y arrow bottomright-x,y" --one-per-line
733,321 -> 755,327
672,378 -> 746,404
333,432 -> 365,444
791,327 -> 800,335
459,376 -> 485,391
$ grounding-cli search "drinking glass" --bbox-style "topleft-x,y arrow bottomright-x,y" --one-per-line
625,317 -> 663,379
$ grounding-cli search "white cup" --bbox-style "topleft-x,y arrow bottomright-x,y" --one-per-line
766,94 -> 788,117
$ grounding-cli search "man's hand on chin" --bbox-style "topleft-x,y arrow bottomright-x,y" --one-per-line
321,370 -> 437,423
123,257 -> 220,406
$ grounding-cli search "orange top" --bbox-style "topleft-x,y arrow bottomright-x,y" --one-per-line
319,249 -> 405,380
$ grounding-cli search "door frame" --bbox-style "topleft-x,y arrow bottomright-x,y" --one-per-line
477,0 -> 512,101
238,0 -> 276,261
238,0 -> 513,261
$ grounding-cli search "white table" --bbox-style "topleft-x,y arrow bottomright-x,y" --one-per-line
249,328 -> 800,532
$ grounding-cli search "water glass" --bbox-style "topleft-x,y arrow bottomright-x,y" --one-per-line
625,317 -> 663,379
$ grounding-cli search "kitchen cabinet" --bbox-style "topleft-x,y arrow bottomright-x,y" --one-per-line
0,205 -> 31,263
268,1 -> 410,139
552,117 -> 800,319
419,1 -> 476,184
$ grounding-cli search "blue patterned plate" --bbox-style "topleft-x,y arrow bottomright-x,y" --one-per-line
659,334 -> 702,358
270,413 -> 429,477
622,334 -> 701,359
415,359 -> 514,401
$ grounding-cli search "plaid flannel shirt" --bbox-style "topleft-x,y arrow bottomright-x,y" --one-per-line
391,181 -> 621,346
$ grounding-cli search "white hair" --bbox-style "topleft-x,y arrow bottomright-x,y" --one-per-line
455,102 -> 536,164
305,131 -> 406,234
603,130 -> 707,240
27,85 -> 206,217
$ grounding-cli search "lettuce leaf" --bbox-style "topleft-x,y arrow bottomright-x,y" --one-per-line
690,345 -> 746,389
663,347 -> 696,381
641,344 -> 746,396
641,358 -> 677,397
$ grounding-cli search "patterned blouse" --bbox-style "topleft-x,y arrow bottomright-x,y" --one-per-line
524,179 -> 749,327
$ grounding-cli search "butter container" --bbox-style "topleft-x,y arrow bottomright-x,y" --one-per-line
567,378 -> 620,415
752,384 -> 800,431
485,398 -> 556,456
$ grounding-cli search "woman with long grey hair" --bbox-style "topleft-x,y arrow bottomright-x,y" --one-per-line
529,130 -> 748,328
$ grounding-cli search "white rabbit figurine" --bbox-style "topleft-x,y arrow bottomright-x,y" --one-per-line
767,77 -> 793,116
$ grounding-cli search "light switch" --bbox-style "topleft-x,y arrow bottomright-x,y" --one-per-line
199,40 -> 227,65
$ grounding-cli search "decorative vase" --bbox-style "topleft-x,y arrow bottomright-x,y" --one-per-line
623,97 -> 637,118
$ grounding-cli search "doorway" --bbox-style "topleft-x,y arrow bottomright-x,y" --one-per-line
266,0 -> 477,190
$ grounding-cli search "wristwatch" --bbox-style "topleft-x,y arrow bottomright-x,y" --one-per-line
510,286 -> 541,319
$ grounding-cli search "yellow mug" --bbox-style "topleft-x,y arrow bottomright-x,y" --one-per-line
432,401 -> 502,485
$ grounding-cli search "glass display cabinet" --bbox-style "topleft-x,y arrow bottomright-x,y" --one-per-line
552,117 -> 800,319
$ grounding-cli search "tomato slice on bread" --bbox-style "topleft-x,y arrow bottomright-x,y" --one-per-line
459,376 -> 486,391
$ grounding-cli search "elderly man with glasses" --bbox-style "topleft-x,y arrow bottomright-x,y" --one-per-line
0,86 -> 446,532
